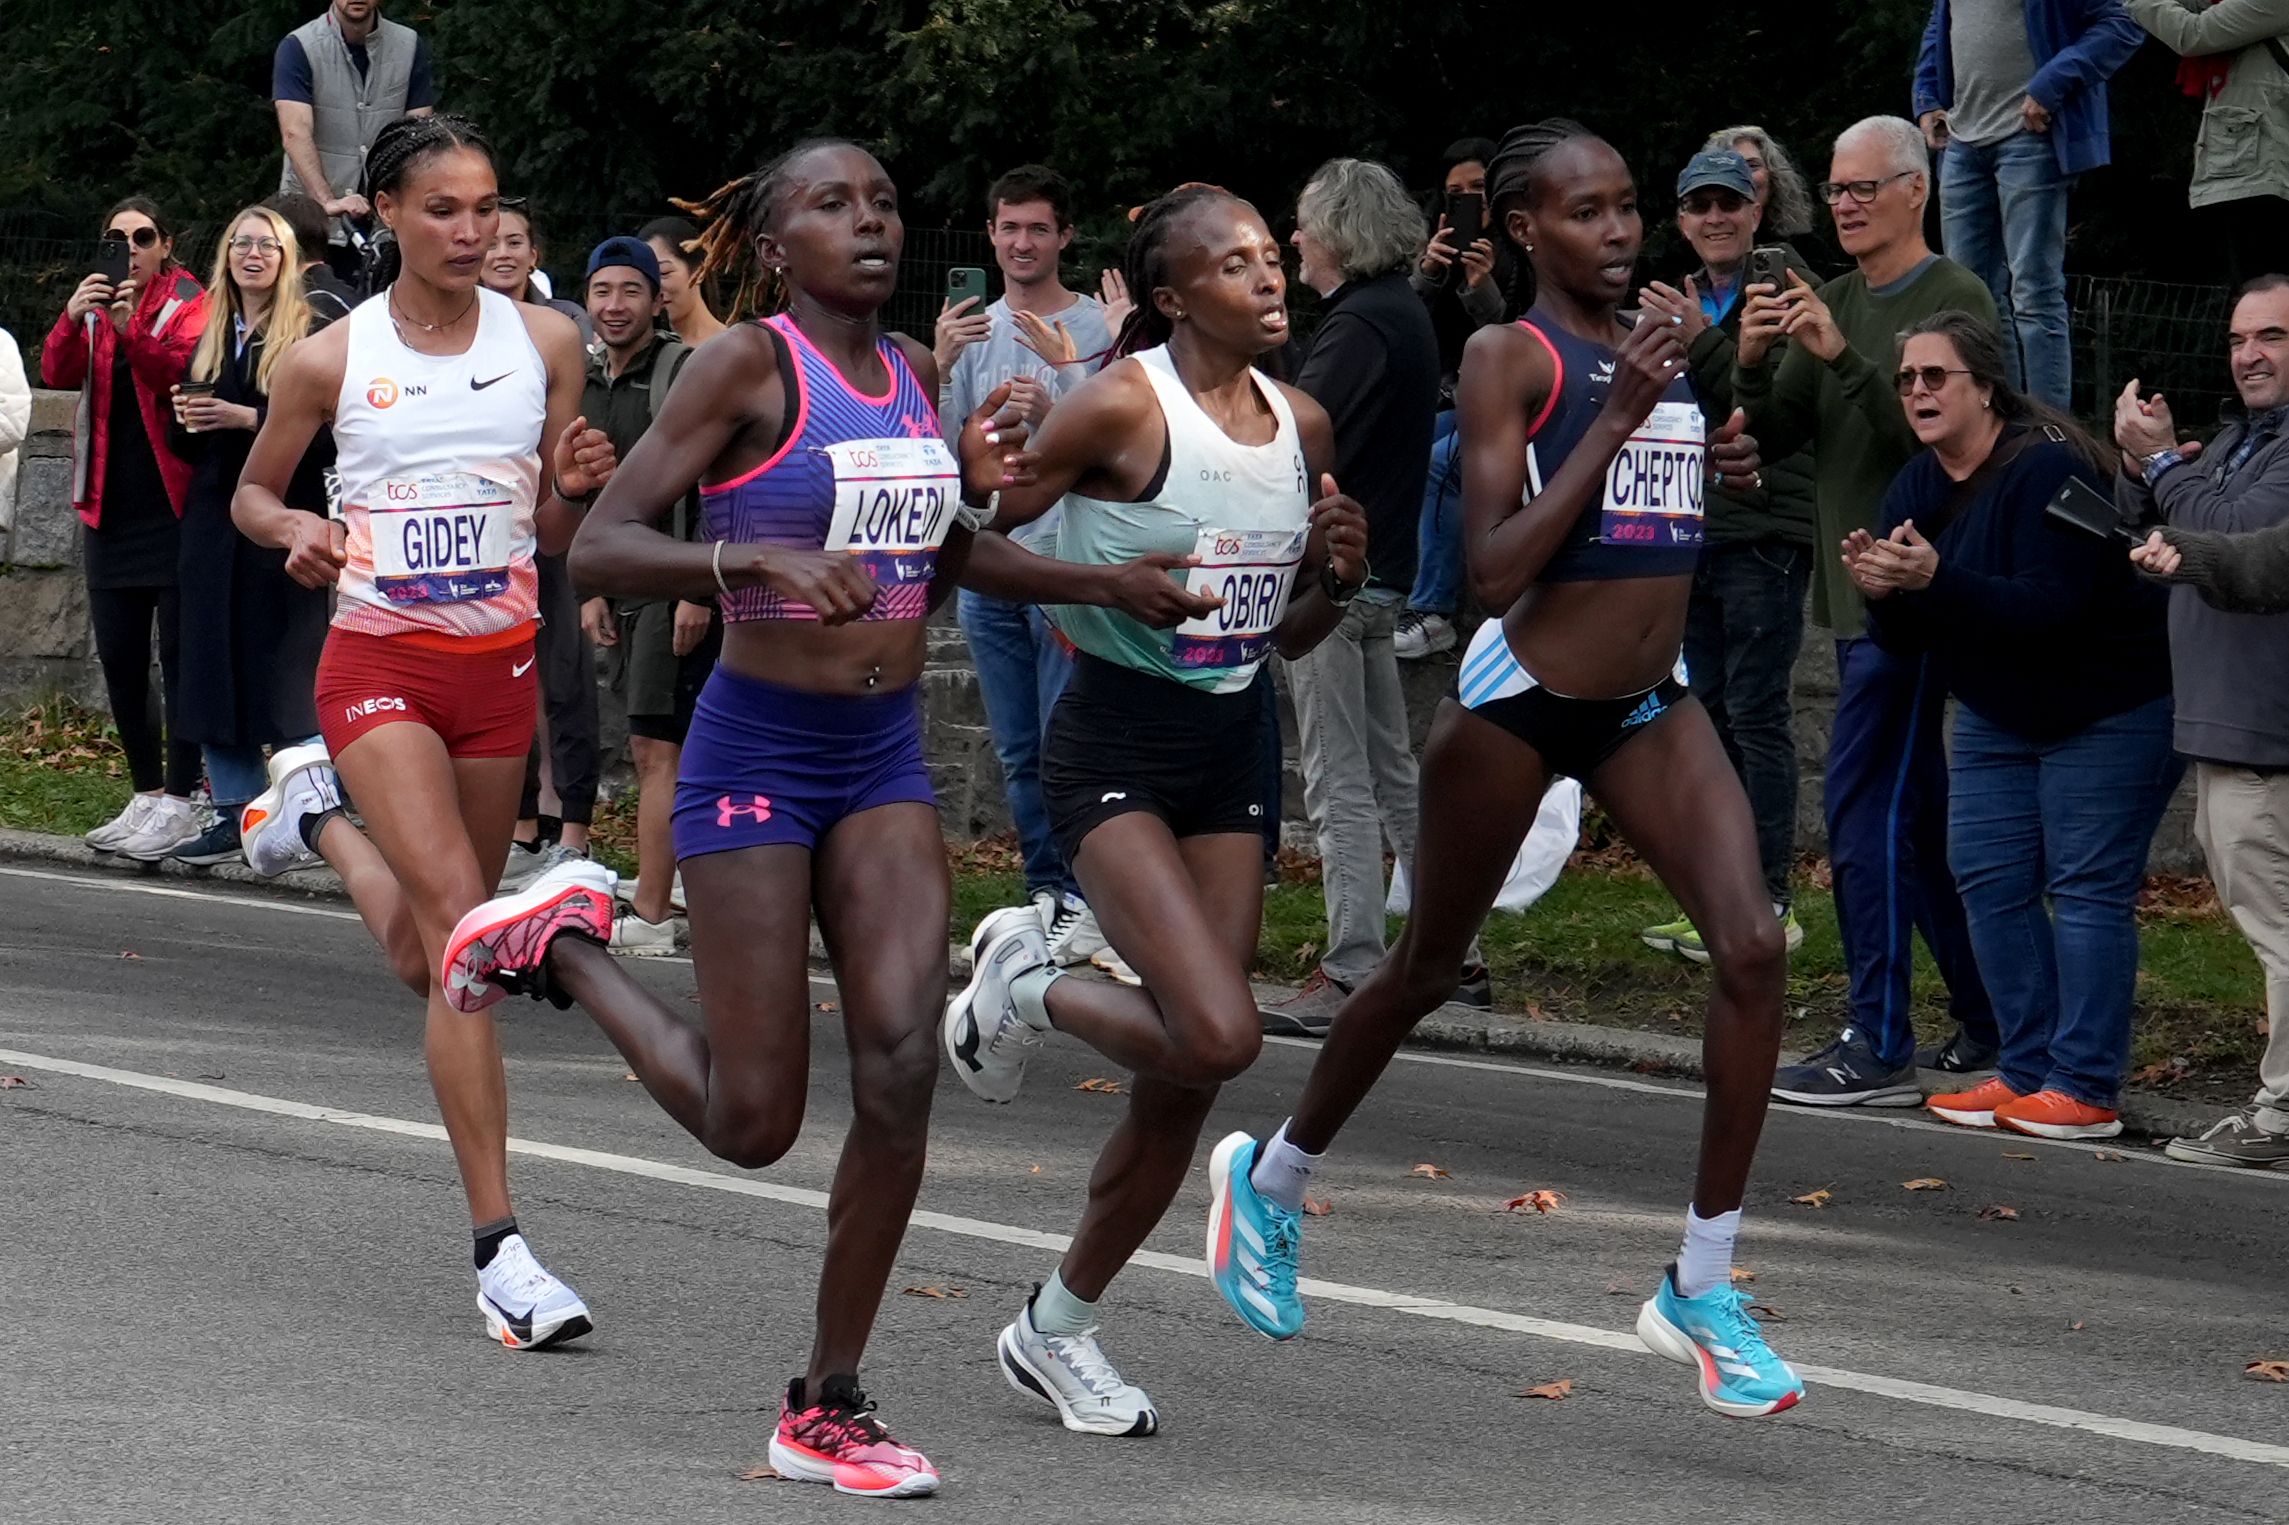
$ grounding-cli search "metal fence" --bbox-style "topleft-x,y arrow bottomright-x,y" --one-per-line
0,206 -> 2241,431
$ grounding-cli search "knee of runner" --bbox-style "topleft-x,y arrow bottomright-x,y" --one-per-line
1179,1020 -> 1263,1086
1706,915 -> 1788,992
706,1111 -> 803,1171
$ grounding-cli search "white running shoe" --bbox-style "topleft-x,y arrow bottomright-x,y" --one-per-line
1029,887 -> 1061,936
476,1233 -> 593,1350
441,859 -> 619,1014
615,871 -> 686,917
239,743 -> 344,878
944,905 -> 1052,1103
1092,945 -> 1142,987
115,795 -> 204,861
87,793 -> 160,852
498,839 -> 586,894
608,909 -> 676,957
1393,610 -> 1457,660
998,1297 -> 1159,1437
1048,901 -> 1108,967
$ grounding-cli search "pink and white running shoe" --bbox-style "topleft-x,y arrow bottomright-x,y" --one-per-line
768,1375 -> 940,1499
440,859 -> 616,1014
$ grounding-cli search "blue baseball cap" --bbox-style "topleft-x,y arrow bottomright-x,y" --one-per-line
585,235 -> 662,293
1675,150 -> 1758,203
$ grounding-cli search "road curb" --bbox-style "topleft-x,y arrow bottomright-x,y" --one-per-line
2,827 -> 2221,1146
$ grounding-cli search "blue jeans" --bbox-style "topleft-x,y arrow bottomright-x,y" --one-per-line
203,744 -> 270,810
1941,133 -> 2073,410
1409,411 -> 1464,616
1682,541 -> 1810,908
958,588 -> 1078,901
1825,637 -> 1995,1068
1947,698 -> 2181,1108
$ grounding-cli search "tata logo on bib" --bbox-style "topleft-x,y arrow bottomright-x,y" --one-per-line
366,377 -> 399,409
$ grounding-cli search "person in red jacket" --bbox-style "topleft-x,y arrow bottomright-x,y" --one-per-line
42,196 -> 211,858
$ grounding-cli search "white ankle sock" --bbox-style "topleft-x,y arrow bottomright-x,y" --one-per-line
1030,1270 -> 1096,1336
1009,964 -> 1062,1032
1675,1206 -> 1741,1298
1248,1121 -> 1322,1212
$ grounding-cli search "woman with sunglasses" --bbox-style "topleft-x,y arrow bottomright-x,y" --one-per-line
42,198 -> 210,859
1849,310 -> 2175,1142
163,205 -> 333,866
1201,119 -> 1806,1420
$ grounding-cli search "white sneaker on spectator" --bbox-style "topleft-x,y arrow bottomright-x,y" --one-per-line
1393,610 -> 1457,660
87,794 -> 160,852
1092,945 -> 1142,987
500,840 -> 585,894
1048,901 -> 1108,967
115,795 -> 204,861
615,871 -> 685,915
609,910 -> 676,957
1030,887 -> 1062,937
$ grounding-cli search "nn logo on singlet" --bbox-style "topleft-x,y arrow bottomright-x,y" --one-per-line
365,377 -> 431,409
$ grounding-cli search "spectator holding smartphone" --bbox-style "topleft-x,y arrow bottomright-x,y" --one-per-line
165,206 -> 335,866
1399,136 -> 1503,661
1851,310 -> 2175,1141
41,197 -> 209,860
1635,149 -> 1819,962
2120,0 -> 2289,285
1912,0 -> 2143,410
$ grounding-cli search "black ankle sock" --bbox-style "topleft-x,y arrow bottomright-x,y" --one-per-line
474,1215 -> 519,1269
299,806 -> 344,853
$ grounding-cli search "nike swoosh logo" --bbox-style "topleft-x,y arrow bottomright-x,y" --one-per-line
471,372 -> 515,391
512,658 -> 535,677
482,1291 -> 536,1342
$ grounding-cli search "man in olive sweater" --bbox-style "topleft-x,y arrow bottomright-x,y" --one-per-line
1730,114 -> 2003,1106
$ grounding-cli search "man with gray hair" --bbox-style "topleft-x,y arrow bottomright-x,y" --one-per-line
1260,157 -> 1481,1035
1728,115 -> 2005,1106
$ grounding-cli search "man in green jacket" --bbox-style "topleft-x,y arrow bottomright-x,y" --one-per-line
2123,0 -> 2289,285
1729,114 -> 2004,1107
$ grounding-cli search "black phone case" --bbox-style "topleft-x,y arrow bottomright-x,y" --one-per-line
94,243 -> 131,286
2044,475 -> 2139,545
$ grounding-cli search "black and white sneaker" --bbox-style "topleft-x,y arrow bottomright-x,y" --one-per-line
997,1296 -> 1159,1436
169,815 -> 244,867
476,1233 -> 592,1349
944,906 -> 1053,1103
1917,1028 -> 2001,1075
1770,1028 -> 1922,1107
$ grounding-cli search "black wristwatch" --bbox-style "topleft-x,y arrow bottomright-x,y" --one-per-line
1320,561 -> 1368,605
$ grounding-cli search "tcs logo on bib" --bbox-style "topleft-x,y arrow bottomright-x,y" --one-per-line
366,377 -> 399,409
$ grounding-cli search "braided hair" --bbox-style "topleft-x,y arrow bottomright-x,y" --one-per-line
359,113 -> 496,290
1484,118 -> 1599,317
1111,183 -> 1246,359
673,138 -> 865,320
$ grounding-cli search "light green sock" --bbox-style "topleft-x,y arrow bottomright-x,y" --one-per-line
1030,1270 -> 1097,1336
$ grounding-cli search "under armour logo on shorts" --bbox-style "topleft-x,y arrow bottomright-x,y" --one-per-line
717,795 -> 773,827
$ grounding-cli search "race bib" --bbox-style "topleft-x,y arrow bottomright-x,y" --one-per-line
1170,525 -> 1308,670
822,437 -> 961,591
1600,400 -> 1705,549
370,471 -> 515,604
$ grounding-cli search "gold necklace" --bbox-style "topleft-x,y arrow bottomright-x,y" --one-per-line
387,285 -> 477,336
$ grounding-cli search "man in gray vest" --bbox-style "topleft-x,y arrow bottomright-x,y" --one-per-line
272,0 -> 435,271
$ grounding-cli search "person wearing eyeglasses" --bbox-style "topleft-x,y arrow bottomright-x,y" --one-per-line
1912,1 -> 2143,412
41,197 -> 210,860
1845,308 -> 2174,1142
162,206 -> 336,867
1728,116 -> 2005,1108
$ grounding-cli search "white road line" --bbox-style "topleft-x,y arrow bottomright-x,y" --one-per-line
4,861 -> 2271,1178
6,1044 -> 2288,1471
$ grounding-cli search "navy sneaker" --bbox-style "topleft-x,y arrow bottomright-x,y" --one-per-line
1916,1028 -> 2000,1075
1770,1028 -> 1921,1108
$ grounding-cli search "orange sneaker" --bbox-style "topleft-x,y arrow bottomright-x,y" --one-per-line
1927,1076 -> 2022,1129
1995,1089 -> 2122,1141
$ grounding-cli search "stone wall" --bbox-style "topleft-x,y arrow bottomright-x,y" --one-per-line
1,386 -> 2202,870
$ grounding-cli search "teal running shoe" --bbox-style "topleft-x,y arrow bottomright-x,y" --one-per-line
1205,1131 -> 1305,1340
1635,1263 -> 1805,1417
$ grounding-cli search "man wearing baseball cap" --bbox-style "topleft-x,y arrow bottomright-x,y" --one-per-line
1630,148 -> 1819,967
572,234 -> 718,957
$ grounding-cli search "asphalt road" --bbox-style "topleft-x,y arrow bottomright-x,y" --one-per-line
5,861 -> 2289,1524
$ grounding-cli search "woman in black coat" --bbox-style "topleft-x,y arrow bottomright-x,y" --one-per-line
167,204 -> 335,864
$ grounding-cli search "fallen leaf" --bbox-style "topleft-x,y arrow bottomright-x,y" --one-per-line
1292,941 -> 1319,964
737,1465 -> 782,1481
119,950 -> 141,960
815,1001 -> 838,1013
1790,1187 -> 1833,1208
1747,1301 -> 1786,1322
2246,1360 -> 2289,1383
1301,1196 -> 1334,1217
1074,1077 -> 1125,1094
622,1072 -> 640,1082
1410,1163 -> 1451,1180
2008,1284 -> 2025,1295
1604,1280 -> 1636,1296
1517,1379 -> 1573,1401
900,1285 -> 968,1300
1976,1204 -> 2021,1222
2002,1152 -> 2036,1162
2130,1057 -> 2190,1087
1028,1164 -> 1042,1175
2068,1320 -> 2086,1331
1901,1177 -> 1949,1192
1729,1266 -> 1757,1284
1504,1189 -> 1566,1214
0,1075 -> 30,1089
2094,1150 -> 2127,1162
